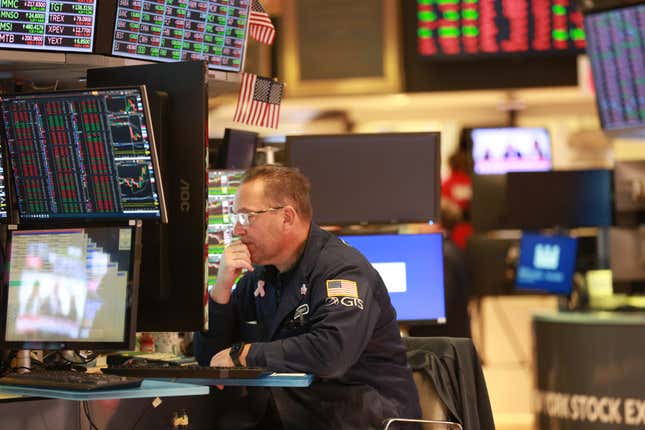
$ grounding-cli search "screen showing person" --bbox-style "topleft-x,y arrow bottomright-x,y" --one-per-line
0,87 -> 167,222
338,233 -> 446,323
471,127 -> 552,174
2,226 -> 137,348
515,232 -> 578,295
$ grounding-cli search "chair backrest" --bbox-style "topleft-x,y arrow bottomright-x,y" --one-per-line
403,336 -> 496,430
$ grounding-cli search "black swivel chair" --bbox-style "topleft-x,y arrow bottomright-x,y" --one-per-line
399,337 -> 496,430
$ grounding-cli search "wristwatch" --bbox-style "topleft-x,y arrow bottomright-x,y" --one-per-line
229,342 -> 245,367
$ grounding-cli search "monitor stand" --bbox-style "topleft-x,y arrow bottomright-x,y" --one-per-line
16,349 -> 30,373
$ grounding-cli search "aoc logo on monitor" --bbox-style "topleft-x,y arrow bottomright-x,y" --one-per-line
533,244 -> 560,270
179,179 -> 190,212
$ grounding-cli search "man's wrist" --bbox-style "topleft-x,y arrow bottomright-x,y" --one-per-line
229,342 -> 246,366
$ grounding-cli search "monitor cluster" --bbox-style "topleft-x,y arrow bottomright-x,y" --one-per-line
0,0 -> 252,73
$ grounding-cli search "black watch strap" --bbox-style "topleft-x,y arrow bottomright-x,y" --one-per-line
229,342 -> 245,367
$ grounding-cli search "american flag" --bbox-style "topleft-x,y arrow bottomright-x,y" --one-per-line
326,279 -> 358,298
249,0 -> 275,45
233,72 -> 283,129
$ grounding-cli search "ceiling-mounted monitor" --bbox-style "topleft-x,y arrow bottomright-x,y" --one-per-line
287,132 -> 441,226
109,0 -> 251,72
471,127 -> 552,175
583,2 -> 645,136
416,0 -> 586,59
0,0 -> 98,53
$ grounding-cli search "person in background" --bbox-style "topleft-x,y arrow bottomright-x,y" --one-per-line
441,148 -> 474,250
194,165 -> 421,430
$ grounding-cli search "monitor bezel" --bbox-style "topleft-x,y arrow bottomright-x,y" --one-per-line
0,0 -> 100,55
105,1 -> 251,73
0,85 -> 168,224
337,232 -> 447,325
0,222 -> 142,351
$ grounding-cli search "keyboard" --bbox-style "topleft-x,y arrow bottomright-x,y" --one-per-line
0,370 -> 143,392
102,364 -> 270,379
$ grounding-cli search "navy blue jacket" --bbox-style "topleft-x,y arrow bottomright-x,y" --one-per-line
195,224 -> 421,430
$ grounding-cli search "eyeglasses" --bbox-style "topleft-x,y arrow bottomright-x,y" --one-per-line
230,207 -> 284,226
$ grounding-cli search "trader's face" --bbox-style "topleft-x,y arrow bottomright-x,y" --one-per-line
232,180 -> 285,266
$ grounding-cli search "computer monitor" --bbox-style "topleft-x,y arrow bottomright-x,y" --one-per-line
0,224 -> 141,351
338,233 -> 446,324
87,62 -> 207,332
416,0 -> 585,59
206,170 -> 244,291
0,139 -> 8,221
505,169 -> 613,229
609,227 -> 645,291
287,132 -> 441,225
613,160 -> 645,225
216,129 -> 257,170
515,232 -> 578,295
466,235 -> 518,296
471,174 -> 507,232
583,2 -> 645,136
471,127 -> 552,175
0,0 -> 98,53
108,0 -> 251,72
0,86 -> 167,223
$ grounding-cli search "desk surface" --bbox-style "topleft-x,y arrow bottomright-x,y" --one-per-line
534,310 -> 645,325
150,372 -> 314,387
0,379 -> 209,401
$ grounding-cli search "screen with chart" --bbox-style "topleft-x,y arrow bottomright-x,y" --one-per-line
0,226 -> 140,350
416,0 -> 586,58
339,233 -> 446,323
515,232 -> 577,295
111,0 -> 250,72
0,0 -> 98,53
472,127 -> 552,174
0,87 -> 166,222
584,3 -> 645,134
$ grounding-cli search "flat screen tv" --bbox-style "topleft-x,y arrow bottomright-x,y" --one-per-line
584,2 -> 645,136
416,0 -> 586,59
287,132 -> 441,225
0,0 -> 98,53
107,0 -> 251,72
0,224 -> 141,351
505,169 -> 613,229
338,233 -> 446,324
471,127 -> 552,175
0,86 -> 167,223
515,232 -> 578,295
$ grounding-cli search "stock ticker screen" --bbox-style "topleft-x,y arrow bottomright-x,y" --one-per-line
0,87 -> 164,221
0,0 -> 97,53
417,0 -> 586,58
585,3 -> 645,133
112,0 -> 250,72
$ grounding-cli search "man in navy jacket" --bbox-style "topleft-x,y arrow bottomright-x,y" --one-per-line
195,165 -> 420,430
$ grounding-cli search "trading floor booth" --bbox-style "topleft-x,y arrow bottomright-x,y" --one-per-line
533,312 -> 645,430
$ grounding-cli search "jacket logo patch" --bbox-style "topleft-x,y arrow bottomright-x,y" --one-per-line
293,304 -> 309,320
325,296 -> 364,310
326,279 -> 358,298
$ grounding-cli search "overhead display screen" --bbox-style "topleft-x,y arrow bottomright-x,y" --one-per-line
0,0 -> 97,52
417,0 -> 586,58
111,0 -> 250,72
